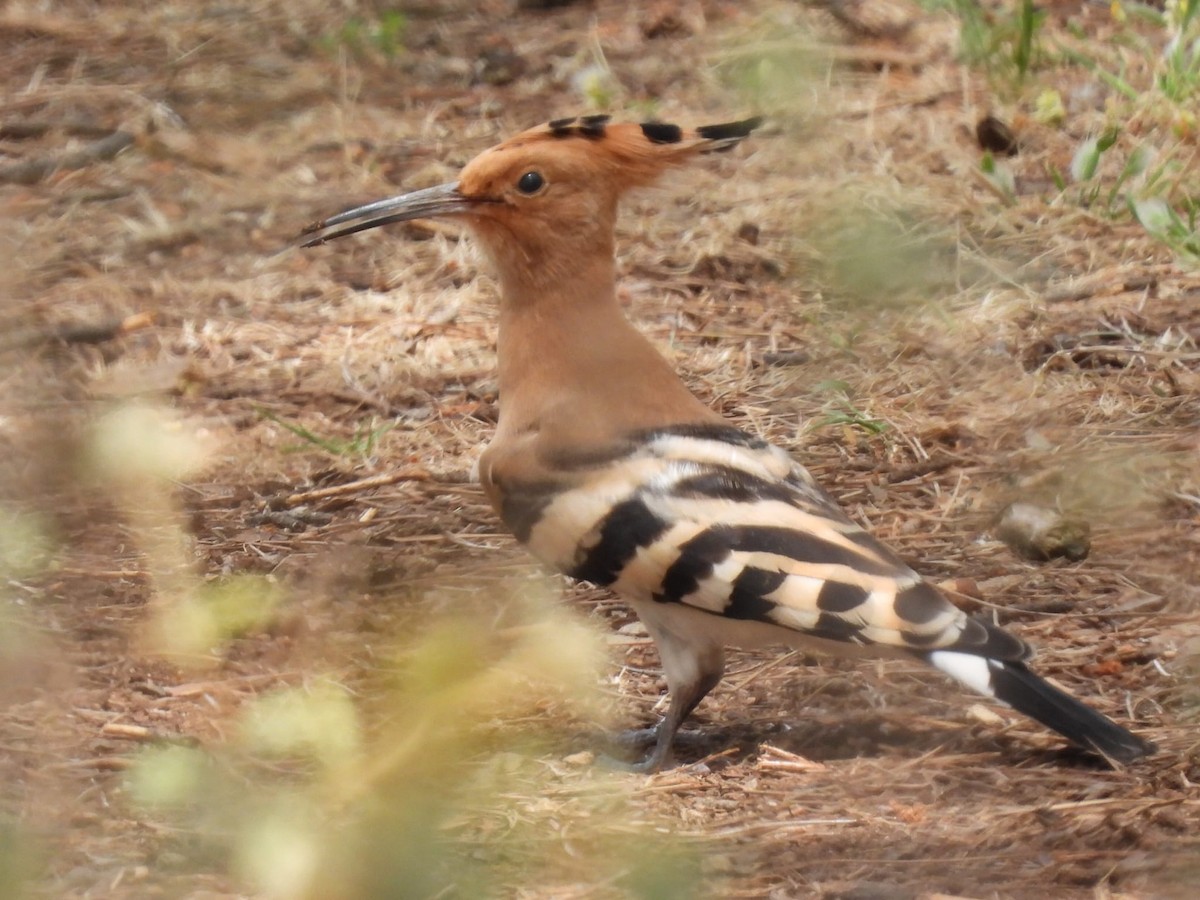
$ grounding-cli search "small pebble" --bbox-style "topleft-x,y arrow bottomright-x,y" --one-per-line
976,114 -> 1019,156
996,502 -> 1091,562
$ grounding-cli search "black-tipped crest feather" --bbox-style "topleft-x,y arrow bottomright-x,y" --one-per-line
640,122 -> 684,144
696,116 -> 764,152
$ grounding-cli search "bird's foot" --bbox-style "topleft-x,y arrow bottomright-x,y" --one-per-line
595,725 -> 665,772
607,726 -> 661,750
597,724 -> 711,772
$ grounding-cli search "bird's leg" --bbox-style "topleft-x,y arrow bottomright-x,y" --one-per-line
620,624 -> 726,773
628,666 -> 724,772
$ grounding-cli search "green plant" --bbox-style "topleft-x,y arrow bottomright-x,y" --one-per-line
1033,87 -> 1066,125
816,405 -> 890,435
1103,143 -> 1157,211
712,19 -> 826,115
811,381 -> 889,436
1159,0 -> 1200,102
979,150 -> 1016,204
125,578 -> 706,899
1011,0 -> 1043,83
1062,126 -> 1199,261
1067,126 -> 1124,209
0,817 -> 37,900
1131,194 -> 1200,262
321,9 -> 407,62
924,0 -> 1046,90
1044,2 -> 1200,262
1056,1 -> 1200,104
569,33 -> 621,110
258,408 -> 396,460
1056,44 -> 1141,100
807,200 -> 956,309
576,65 -> 616,110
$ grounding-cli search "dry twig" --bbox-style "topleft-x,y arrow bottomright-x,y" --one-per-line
274,469 -> 434,508
0,312 -> 153,352
0,129 -> 134,185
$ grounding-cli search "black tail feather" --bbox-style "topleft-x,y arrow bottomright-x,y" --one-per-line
989,660 -> 1156,764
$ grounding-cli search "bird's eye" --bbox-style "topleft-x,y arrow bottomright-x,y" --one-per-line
516,171 -> 545,194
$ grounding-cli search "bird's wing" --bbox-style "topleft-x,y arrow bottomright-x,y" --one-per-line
508,422 -> 1029,661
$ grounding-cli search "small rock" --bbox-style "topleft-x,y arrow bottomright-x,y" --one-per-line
477,37 -> 526,86
966,703 -> 1004,726
760,350 -> 810,368
641,0 -> 705,39
736,221 -> 760,245
976,114 -> 1019,156
995,502 -> 1091,562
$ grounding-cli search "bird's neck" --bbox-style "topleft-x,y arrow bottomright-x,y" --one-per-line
493,252 -> 719,449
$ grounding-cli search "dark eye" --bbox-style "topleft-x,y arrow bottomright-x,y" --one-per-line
517,171 -> 545,194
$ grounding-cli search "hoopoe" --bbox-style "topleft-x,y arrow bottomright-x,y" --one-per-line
301,115 -> 1156,771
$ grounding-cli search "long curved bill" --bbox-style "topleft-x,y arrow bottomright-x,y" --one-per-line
298,182 -> 474,247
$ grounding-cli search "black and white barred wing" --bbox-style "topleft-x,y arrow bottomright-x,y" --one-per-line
502,423 -> 1155,762
510,424 -> 1027,661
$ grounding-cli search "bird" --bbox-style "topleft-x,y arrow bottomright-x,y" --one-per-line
300,114 -> 1156,772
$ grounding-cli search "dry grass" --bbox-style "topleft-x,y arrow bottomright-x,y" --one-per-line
2,0 -> 1199,897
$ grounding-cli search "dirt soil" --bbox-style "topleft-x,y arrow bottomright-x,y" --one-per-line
3,1 -> 1199,898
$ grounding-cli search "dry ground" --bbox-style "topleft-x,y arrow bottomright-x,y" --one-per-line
2,1 -> 1199,898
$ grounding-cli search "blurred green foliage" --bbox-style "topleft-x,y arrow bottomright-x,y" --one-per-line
123,573 -> 707,898
0,818 -> 37,900
929,0 -> 1200,264
0,510 -> 56,895
320,9 -> 408,63
0,507 -> 53,579
801,197 -> 960,311
71,398 -> 713,896
810,381 -> 889,437
922,0 -> 1046,90
714,21 -> 826,119
259,408 -> 396,461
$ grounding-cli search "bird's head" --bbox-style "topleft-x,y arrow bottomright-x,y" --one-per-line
300,115 -> 762,293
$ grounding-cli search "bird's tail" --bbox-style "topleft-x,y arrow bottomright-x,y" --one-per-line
925,650 -> 1156,764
